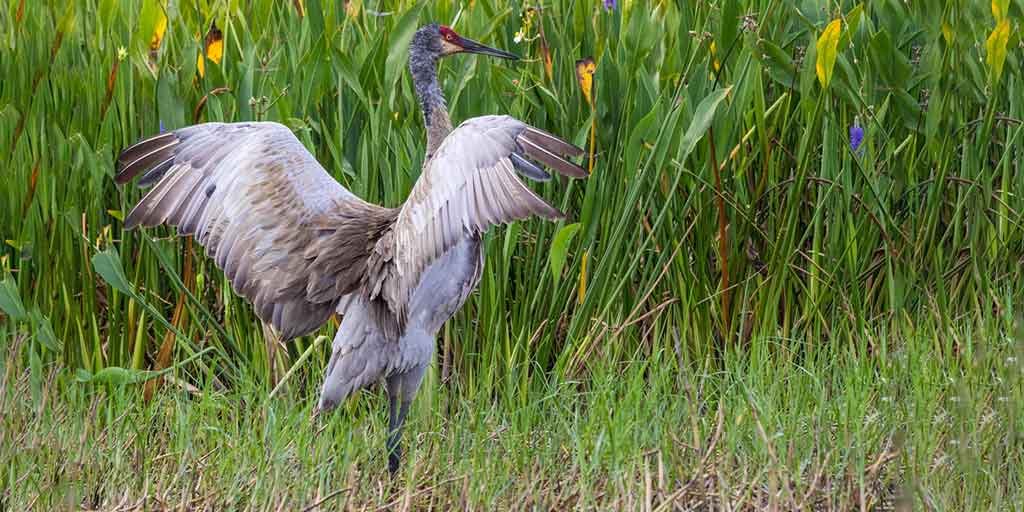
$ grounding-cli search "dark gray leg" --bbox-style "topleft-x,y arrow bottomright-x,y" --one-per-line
384,364 -> 428,475
386,394 -> 411,475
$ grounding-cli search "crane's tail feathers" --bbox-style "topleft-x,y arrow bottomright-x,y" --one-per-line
318,299 -> 390,412
116,132 -> 180,185
517,128 -> 588,178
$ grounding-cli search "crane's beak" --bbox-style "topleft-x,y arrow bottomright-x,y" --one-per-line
458,36 -> 519,60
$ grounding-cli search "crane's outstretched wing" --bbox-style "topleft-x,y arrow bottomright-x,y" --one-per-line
116,122 -> 398,340
366,115 -> 586,322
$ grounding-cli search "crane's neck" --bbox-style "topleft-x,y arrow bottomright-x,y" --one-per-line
409,53 -> 452,160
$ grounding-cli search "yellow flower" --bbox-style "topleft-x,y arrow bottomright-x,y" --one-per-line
149,10 -> 167,52
197,22 -> 224,78
575,57 -> 596,107
575,57 -> 597,175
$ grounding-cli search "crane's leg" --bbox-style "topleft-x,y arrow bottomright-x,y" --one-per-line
261,320 -> 281,388
385,363 -> 428,475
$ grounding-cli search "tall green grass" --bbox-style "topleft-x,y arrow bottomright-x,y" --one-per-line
2,0 -> 1023,508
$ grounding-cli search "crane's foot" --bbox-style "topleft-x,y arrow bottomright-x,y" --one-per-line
387,443 -> 402,475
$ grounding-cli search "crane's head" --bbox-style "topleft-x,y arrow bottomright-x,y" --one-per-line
410,23 -> 518,63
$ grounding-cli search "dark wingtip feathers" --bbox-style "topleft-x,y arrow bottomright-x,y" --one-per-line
115,132 -> 179,185
517,137 -> 588,179
521,127 -> 585,157
510,153 -> 552,182
516,126 -> 588,179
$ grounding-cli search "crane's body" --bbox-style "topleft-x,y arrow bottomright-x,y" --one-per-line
115,24 -> 586,473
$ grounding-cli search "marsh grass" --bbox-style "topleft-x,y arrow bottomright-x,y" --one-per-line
2,0 -> 1023,508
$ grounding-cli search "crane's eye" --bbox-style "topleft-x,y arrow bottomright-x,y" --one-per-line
445,33 -> 455,41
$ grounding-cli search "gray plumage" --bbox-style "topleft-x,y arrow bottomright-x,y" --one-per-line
115,23 -> 586,474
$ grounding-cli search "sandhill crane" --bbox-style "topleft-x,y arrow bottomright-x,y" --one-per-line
115,23 -> 587,473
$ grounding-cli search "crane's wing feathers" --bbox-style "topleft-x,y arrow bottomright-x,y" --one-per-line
117,122 -> 398,340
369,115 -> 585,322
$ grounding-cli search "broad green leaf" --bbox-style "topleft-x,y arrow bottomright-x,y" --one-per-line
624,104 -> 658,172
29,308 -> 60,351
719,0 -> 739,56
868,30 -> 911,87
986,20 -> 1010,84
84,366 -> 137,385
0,273 -> 27,320
77,347 -> 214,386
757,39 -> 796,89
549,223 -> 582,283
838,4 -> 863,50
816,19 -> 841,88
679,86 -> 732,163
92,249 -> 134,295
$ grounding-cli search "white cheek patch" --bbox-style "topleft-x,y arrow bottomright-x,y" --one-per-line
440,40 -> 461,55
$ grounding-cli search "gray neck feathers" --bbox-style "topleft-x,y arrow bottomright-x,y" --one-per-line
409,46 -> 452,158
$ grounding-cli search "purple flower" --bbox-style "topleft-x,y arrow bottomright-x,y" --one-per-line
849,118 -> 863,154
604,0 -> 617,11
159,120 -> 166,134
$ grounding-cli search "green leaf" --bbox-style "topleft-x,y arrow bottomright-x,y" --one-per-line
384,2 -> 425,108
305,0 -> 325,43
624,104 -> 659,173
838,4 -> 863,50
76,347 -> 214,386
815,19 -> 841,88
679,86 -> 732,163
868,30 -> 911,88
238,44 -> 256,121
757,40 -> 796,89
549,223 -> 582,283
75,368 -> 94,383
91,249 -> 134,295
719,0 -> 740,55
56,1 -> 77,36
156,69 -> 185,130
87,366 -> 138,386
29,308 -> 60,352
0,273 -> 27,320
